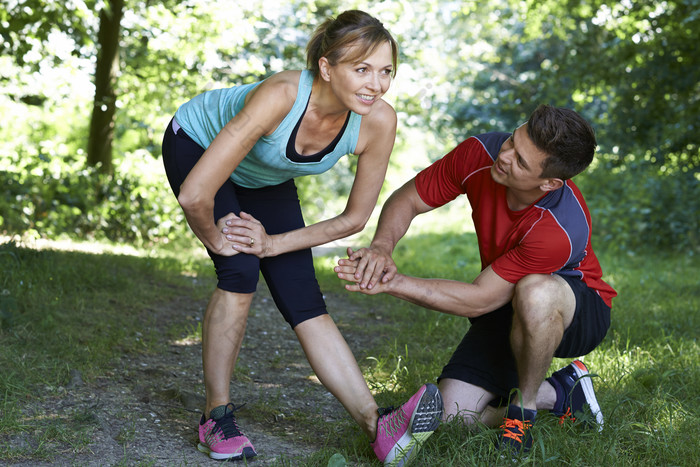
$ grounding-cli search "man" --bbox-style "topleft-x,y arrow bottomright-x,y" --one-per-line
335,105 -> 616,455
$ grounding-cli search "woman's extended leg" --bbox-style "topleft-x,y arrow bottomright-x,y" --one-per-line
294,314 -> 379,439
296,314 -> 443,466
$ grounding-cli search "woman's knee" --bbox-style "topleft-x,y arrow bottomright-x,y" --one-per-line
210,253 -> 260,293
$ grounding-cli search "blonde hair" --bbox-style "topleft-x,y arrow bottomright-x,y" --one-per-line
306,10 -> 398,78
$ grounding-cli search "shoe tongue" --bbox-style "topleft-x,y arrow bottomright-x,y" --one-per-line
209,404 -> 229,420
506,404 -> 537,421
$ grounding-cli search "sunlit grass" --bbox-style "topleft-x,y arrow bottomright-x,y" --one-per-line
171,321 -> 202,346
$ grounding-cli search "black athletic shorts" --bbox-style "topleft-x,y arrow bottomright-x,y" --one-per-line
438,273 -> 611,399
161,118 -> 327,328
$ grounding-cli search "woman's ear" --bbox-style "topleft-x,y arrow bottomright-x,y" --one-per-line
318,57 -> 332,82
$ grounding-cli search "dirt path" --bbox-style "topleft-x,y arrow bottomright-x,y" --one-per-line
7,278 -> 381,466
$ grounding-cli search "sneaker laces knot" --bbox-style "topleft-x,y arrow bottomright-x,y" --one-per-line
500,418 -> 532,443
213,403 -> 247,439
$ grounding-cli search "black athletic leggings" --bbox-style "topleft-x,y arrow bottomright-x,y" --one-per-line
161,118 -> 327,328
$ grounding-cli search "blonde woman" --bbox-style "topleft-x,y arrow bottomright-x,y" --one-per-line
162,10 -> 442,465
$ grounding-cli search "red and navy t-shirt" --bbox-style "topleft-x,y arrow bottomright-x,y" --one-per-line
415,132 -> 616,308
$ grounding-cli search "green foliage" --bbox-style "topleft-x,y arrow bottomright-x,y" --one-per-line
1,0 -> 697,255
0,0 -> 96,68
576,155 -> 699,254
519,0 -> 700,169
0,147 -> 189,247
409,0 -> 700,171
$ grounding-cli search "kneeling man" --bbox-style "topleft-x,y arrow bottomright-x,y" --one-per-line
336,105 -> 616,455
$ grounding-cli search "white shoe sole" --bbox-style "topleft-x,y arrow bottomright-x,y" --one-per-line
572,360 -> 604,431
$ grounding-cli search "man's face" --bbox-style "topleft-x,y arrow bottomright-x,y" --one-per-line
491,123 -> 550,192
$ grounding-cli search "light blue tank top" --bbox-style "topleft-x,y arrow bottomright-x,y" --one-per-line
174,70 -> 362,189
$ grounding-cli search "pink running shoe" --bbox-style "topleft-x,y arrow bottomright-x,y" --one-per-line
197,403 -> 257,460
371,383 -> 443,466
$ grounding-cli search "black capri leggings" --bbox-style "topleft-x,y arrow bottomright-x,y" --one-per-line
161,118 -> 327,328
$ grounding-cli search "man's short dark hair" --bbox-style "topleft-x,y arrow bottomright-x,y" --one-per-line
527,105 -> 597,180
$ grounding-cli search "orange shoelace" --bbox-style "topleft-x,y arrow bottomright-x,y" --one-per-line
500,418 -> 533,443
558,407 -> 576,425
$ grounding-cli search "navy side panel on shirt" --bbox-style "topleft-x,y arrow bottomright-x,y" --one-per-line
535,184 -> 591,280
474,132 -> 511,162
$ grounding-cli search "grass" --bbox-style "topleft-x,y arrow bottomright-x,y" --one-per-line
0,238 -> 213,461
1,223 -> 698,465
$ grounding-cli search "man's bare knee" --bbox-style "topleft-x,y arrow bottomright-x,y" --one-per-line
512,274 -> 575,330
514,274 -> 560,307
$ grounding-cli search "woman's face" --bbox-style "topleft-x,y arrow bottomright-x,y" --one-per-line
324,41 -> 394,115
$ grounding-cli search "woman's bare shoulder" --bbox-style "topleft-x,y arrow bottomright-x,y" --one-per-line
362,98 -> 397,133
247,70 -> 302,103
354,98 -> 397,156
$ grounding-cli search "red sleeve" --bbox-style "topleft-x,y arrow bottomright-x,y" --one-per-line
491,213 -> 573,283
415,138 -> 489,207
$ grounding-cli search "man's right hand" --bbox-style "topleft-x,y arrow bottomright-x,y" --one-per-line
336,246 -> 397,290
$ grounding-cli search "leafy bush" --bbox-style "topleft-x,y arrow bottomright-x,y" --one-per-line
576,155 -> 699,254
2,142 -> 697,256
0,147 -> 189,247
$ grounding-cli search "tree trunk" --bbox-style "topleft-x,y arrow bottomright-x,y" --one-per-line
86,0 -> 125,174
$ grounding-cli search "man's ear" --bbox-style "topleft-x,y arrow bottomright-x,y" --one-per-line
539,177 -> 564,192
318,57 -> 331,82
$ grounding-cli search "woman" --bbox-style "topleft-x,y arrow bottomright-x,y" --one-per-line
161,10 -> 442,465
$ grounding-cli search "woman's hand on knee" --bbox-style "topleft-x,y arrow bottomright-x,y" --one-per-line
222,211 -> 271,258
210,213 -> 243,256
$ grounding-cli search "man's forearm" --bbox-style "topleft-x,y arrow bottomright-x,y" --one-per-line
370,179 -> 428,253
370,210 -> 413,254
383,274 -> 494,318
